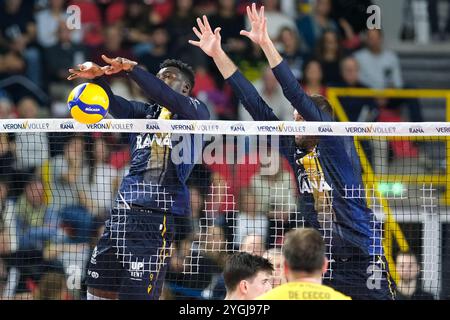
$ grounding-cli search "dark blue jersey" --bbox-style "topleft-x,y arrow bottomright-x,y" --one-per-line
94,67 -> 210,216
227,60 -> 382,257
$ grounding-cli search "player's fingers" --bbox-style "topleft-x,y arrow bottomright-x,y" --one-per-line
263,17 -> 267,32
197,17 -> 206,32
203,15 -> 211,32
260,6 -> 265,20
214,27 -> 221,37
192,26 -> 202,39
240,30 -> 251,38
252,3 -> 258,20
101,54 -> 114,64
188,40 -> 201,47
246,5 -> 253,21
67,73 -> 78,80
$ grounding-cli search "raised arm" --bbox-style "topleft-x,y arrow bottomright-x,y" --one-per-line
189,15 -> 278,121
101,55 -> 209,120
67,62 -> 149,119
241,4 -> 332,122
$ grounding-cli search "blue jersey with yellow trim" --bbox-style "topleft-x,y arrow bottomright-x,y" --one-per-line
94,67 -> 210,216
227,61 -> 382,257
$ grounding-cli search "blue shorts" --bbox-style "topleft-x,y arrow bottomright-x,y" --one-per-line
86,208 -> 174,300
323,254 -> 397,300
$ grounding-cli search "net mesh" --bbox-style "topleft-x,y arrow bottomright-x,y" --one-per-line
0,119 -> 448,300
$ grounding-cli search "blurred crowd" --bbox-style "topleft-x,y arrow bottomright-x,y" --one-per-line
0,0 -> 438,300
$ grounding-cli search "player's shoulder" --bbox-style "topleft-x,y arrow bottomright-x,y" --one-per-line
187,96 -> 210,120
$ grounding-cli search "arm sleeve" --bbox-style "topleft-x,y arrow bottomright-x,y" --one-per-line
128,66 -> 210,120
92,77 -> 149,119
226,70 -> 279,121
272,60 -> 332,122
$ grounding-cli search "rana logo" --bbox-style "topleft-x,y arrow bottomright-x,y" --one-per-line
230,123 -> 245,132
318,125 -> 333,133
409,126 -> 425,134
146,122 -> 161,130
60,121 -> 75,129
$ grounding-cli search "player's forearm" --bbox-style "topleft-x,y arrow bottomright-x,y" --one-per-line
226,70 -> 278,121
212,49 -> 238,80
259,38 -> 283,69
272,60 -> 326,121
128,66 -> 206,119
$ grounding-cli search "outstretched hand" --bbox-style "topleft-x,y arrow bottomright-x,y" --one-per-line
67,62 -> 107,80
101,55 -> 138,75
240,3 -> 270,46
188,15 -> 223,58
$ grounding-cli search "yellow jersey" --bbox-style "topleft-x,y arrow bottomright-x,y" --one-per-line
256,282 -> 351,300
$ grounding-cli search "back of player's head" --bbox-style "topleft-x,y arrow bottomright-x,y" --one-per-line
310,94 -> 333,118
159,59 -> 195,94
223,252 -> 274,292
282,228 -> 325,273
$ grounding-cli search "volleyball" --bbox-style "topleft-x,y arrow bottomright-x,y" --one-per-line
67,83 -> 109,124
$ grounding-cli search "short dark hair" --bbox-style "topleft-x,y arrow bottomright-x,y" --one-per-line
160,59 -> 195,92
310,94 -> 333,118
282,228 -> 325,273
223,252 -> 274,292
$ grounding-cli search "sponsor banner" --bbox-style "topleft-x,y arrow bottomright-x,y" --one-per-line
0,119 -> 449,136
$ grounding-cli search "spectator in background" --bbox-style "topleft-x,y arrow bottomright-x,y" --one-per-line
0,46 -> 26,81
45,22 -> 86,100
90,24 -> 135,70
14,177 -> 64,252
335,56 -> 376,121
121,0 -> 156,57
209,0 -> 247,60
48,135 -> 93,243
301,59 -> 327,96
263,248 -> 284,287
354,29 -> 403,89
277,26 -> 307,81
234,187 -> 268,247
355,29 -> 423,123
0,0 -> 42,87
240,234 -> 266,257
315,30 -> 343,85
35,0 -> 82,48
223,252 -> 273,300
11,97 -> 49,197
0,133 -> 14,179
32,271 -> 70,300
140,26 -> 171,75
296,0 -> 338,53
250,152 -> 297,215
167,0 -> 204,66
0,178 -> 13,255
0,96 -> 15,119
238,65 -> 292,121
249,0 -> 297,41
87,137 -> 118,221
396,251 -> 435,300
428,0 -> 450,41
